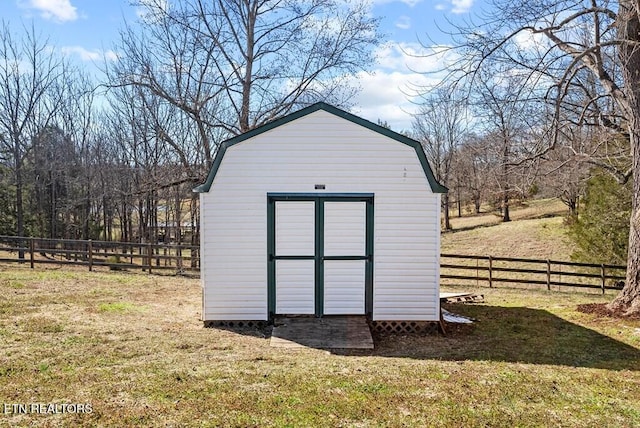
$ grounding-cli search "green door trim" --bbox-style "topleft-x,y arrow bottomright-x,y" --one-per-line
267,193 -> 374,319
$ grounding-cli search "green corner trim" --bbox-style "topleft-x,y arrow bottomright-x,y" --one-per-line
192,102 -> 447,194
315,199 -> 324,317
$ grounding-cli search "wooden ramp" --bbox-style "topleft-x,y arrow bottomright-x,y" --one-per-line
270,316 -> 374,349
440,292 -> 484,303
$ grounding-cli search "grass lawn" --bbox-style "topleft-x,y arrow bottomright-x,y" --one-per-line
1,265 -> 639,427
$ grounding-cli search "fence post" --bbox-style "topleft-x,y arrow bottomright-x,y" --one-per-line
147,243 -> 153,274
489,256 -> 493,288
476,258 -> 479,287
546,259 -> 551,291
601,264 -> 606,294
29,238 -> 35,269
88,240 -> 93,272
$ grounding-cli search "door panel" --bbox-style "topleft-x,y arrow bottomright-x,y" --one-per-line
323,260 -> 365,314
275,201 -> 315,256
274,201 -> 315,314
275,259 -> 315,314
324,202 -> 366,257
323,201 -> 367,314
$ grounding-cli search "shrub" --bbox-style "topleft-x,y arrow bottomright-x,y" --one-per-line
107,255 -> 122,271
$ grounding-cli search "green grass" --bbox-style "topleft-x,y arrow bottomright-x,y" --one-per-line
0,265 -> 639,427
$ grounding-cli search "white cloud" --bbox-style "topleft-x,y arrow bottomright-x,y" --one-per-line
374,42 -> 453,74
20,0 -> 78,22
450,0 -> 474,14
346,42 -> 454,131
395,16 -> 411,30
61,46 -> 118,62
514,29 -> 538,50
433,0 -> 474,14
349,70 -> 429,131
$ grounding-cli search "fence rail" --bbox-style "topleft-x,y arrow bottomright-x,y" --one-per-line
441,253 -> 626,293
0,235 -> 199,273
0,236 -> 628,292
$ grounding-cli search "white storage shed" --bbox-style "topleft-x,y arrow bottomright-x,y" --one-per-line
194,103 -> 447,325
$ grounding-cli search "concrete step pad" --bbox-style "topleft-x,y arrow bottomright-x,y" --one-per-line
270,316 -> 374,349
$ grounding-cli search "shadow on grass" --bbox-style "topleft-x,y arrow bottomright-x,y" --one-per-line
206,323 -> 273,339
368,305 -> 640,371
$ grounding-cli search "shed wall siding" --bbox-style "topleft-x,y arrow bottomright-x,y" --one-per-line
201,110 -> 440,321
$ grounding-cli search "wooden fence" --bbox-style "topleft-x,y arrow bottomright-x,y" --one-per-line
0,235 -> 199,273
441,253 -> 626,293
0,236 -> 628,293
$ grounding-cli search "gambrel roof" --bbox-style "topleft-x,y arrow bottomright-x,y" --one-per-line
193,102 -> 447,193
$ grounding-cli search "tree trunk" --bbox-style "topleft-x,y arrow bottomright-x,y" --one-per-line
175,184 -> 182,246
502,140 -> 511,222
609,110 -> 640,314
191,194 -> 199,268
443,193 -> 451,230
239,2 -> 256,133
14,145 -> 25,259
503,190 -> 511,222
609,0 -> 640,315
611,118 -> 640,315
16,160 -> 24,260
567,197 -> 578,216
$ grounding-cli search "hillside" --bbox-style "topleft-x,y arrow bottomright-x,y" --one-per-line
441,198 -> 574,261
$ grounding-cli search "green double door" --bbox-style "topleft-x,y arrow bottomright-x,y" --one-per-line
267,194 -> 373,318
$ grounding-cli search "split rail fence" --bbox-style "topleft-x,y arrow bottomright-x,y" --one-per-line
0,235 -> 199,273
0,236 -> 627,293
440,253 -> 626,294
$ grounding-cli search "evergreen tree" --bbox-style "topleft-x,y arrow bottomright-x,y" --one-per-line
570,171 -> 632,265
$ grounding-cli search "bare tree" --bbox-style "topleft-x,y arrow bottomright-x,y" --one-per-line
423,0 -> 640,315
455,134 -> 494,215
109,0 -> 381,161
56,70 -> 99,240
540,126 -> 600,216
108,9 -> 226,172
470,70 -> 544,221
412,87 -> 467,230
0,23 -> 69,254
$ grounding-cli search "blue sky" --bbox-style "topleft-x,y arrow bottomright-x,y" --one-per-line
3,0 -> 484,131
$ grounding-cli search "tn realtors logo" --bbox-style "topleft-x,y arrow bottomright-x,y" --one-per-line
3,403 -> 93,414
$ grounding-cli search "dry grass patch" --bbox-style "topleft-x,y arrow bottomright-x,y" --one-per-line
0,266 -> 639,427
442,216 -> 573,260
448,198 -> 567,231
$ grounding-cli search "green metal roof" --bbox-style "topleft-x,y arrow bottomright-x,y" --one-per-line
193,102 -> 448,193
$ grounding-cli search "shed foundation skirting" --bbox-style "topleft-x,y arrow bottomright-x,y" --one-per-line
368,320 -> 441,335
204,319 -> 443,335
203,320 -> 269,329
